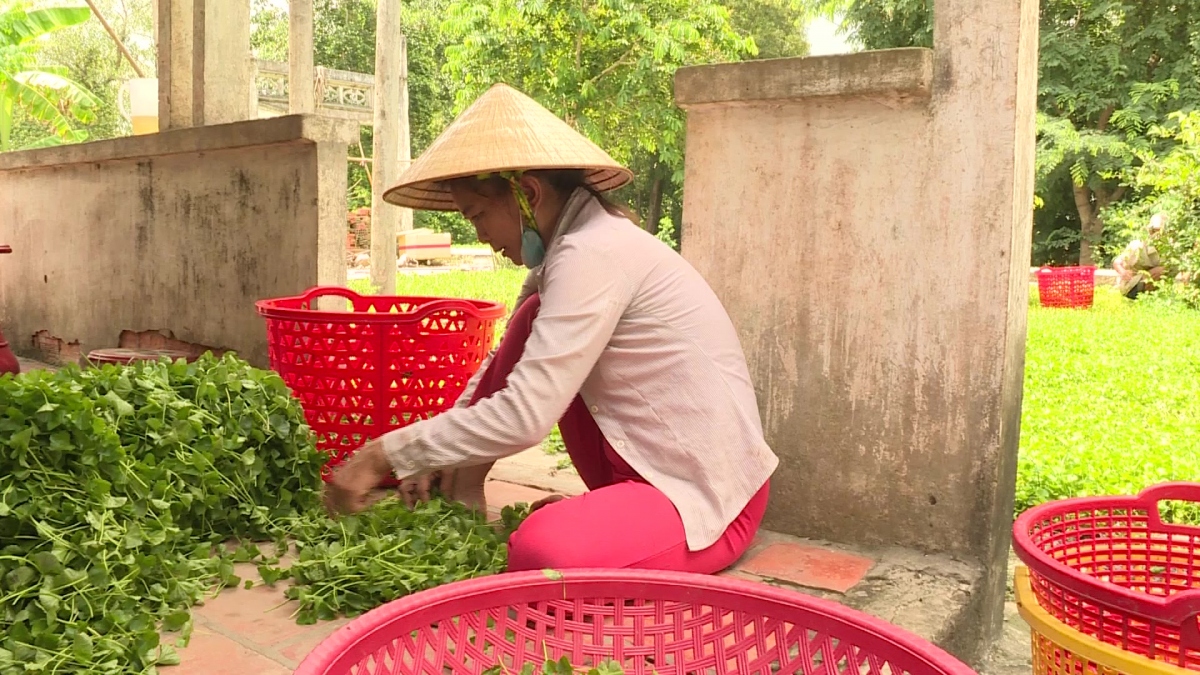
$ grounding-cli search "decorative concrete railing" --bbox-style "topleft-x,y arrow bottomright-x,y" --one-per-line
254,60 -> 374,123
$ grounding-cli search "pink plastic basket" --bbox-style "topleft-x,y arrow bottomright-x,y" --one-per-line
295,569 -> 978,675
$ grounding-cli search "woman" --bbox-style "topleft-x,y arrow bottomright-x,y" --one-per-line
1112,213 -> 1167,300
325,83 -> 778,575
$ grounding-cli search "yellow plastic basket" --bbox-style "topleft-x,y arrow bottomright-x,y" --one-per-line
1016,566 -> 1196,675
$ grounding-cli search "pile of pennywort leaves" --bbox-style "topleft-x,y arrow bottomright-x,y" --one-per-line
0,353 -> 326,672
260,498 -> 530,625
0,353 -> 528,674
484,657 -> 627,675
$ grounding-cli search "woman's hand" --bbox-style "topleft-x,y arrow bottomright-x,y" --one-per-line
323,439 -> 394,516
397,470 -> 456,508
397,469 -> 490,513
529,494 -> 566,513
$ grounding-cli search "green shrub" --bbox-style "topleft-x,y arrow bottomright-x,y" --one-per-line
1102,111 -> 1200,308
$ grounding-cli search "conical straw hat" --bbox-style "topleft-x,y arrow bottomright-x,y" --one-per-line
382,83 -> 633,211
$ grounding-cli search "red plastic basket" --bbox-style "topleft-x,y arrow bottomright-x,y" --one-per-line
294,568 -> 978,675
255,286 -> 505,482
1013,482 -> 1200,670
1037,266 -> 1096,309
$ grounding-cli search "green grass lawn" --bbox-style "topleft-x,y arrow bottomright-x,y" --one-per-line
349,269 -> 527,337
364,270 -> 1200,516
1018,286 -> 1200,518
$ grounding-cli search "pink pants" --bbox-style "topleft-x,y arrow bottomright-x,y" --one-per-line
469,293 -> 769,574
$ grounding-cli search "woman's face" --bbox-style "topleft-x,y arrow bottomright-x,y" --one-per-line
450,182 -> 524,266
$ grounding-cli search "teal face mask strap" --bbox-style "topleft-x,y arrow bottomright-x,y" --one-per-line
480,170 -> 545,268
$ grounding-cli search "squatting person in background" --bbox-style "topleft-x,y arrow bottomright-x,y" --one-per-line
1113,213 -> 1168,300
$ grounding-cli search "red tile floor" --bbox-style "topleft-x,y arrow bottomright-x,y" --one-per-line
164,474 -> 877,674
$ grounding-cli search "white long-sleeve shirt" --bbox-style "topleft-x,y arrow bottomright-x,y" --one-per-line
381,188 -> 779,550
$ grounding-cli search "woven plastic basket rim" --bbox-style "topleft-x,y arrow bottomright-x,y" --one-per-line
1014,566 -> 1195,675
1037,266 -> 1098,274
1012,482 -> 1200,623
255,286 -> 507,324
293,568 -> 978,675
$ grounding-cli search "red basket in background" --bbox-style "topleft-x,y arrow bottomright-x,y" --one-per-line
1013,482 -> 1200,670
1037,266 -> 1096,309
294,569 -> 979,675
256,286 -> 506,483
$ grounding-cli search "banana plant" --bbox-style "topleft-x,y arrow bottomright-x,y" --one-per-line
0,2 -> 99,151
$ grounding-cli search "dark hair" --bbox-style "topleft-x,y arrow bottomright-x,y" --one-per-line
445,169 -> 641,227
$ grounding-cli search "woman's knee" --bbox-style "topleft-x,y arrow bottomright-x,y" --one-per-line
505,508 -> 575,571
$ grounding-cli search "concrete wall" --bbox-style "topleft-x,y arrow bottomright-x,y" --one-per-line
0,115 -> 356,368
675,0 -> 1037,661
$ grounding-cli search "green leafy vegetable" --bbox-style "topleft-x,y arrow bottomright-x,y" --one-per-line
482,659 -> 630,675
0,352 -> 533,673
0,353 -> 325,673
1018,288 -> 1200,521
260,499 -> 529,625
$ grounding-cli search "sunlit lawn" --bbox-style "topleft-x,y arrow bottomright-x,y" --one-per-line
1018,285 -> 1200,518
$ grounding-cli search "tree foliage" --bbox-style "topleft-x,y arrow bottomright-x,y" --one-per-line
719,0 -> 810,59
15,0 -> 156,147
251,0 -> 464,236
0,2 -> 101,151
1102,111 -> 1200,308
825,0 -> 1200,265
440,0 -> 756,241
249,0 -> 774,246
442,0 -> 754,175
808,0 -> 929,50
1038,0 -> 1200,264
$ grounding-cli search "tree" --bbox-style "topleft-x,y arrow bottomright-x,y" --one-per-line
723,0 -> 810,59
1103,111 -> 1200,308
1037,1 -> 1200,265
817,0 -> 1200,265
21,0 -> 155,146
440,0 -> 756,241
0,2 -> 100,151
807,0 -> 929,51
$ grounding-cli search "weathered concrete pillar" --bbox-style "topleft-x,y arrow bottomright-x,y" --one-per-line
289,0 -> 315,114
370,6 -> 411,295
674,0 -> 1038,663
248,56 -> 260,118
927,0 -> 1040,654
192,0 -> 253,125
156,0 -> 253,129
156,0 -> 193,129
316,127 -> 356,293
